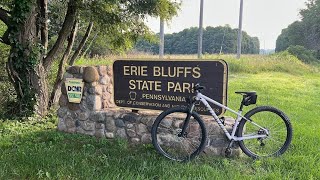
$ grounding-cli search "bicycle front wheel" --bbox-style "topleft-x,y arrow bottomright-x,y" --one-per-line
151,107 -> 207,162
237,106 -> 292,158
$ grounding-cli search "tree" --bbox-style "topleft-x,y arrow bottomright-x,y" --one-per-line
135,25 -> 260,55
276,0 -> 320,54
275,21 -> 306,52
0,0 -> 180,116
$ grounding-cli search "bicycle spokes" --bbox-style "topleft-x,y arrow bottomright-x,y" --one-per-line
152,108 -> 206,161
239,108 -> 291,157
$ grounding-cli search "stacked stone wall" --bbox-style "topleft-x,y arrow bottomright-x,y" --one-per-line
57,65 -> 240,156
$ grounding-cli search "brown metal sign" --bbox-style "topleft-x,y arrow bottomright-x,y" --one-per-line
113,59 -> 228,116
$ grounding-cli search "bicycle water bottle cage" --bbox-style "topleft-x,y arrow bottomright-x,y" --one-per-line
235,91 -> 258,106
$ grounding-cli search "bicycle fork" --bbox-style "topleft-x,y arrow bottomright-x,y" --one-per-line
179,103 -> 196,137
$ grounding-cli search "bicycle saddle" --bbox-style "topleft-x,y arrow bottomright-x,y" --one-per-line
235,91 -> 257,96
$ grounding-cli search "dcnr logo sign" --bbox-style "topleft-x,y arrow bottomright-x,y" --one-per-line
65,78 -> 84,103
113,59 -> 228,116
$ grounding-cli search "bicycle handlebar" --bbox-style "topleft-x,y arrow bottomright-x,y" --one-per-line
194,83 -> 206,91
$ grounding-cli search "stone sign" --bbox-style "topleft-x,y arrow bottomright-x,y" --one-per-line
113,60 -> 228,116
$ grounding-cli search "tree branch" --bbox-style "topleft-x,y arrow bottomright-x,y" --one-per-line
39,0 -> 48,52
81,31 -> 98,58
69,21 -> 93,65
0,7 -> 10,25
49,20 -> 78,108
43,0 -> 77,71
0,28 -> 10,45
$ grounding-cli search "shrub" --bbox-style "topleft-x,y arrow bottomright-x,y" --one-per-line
286,45 -> 319,64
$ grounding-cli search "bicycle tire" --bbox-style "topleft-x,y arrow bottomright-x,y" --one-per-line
151,107 -> 207,162
237,106 -> 292,158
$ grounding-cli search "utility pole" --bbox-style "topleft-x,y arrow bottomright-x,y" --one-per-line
237,0 -> 244,59
219,27 -> 227,55
159,18 -> 164,59
198,0 -> 204,59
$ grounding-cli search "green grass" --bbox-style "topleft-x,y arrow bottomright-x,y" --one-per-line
1,54 -> 320,179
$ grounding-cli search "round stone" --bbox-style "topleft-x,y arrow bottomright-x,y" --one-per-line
126,123 -> 134,129
90,112 -> 105,122
63,72 -> 73,79
67,66 -> 81,74
105,117 -> 116,132
98,66 -> 107,76
136,124 -> 147,136
161,118 -> 172,128
107,84 -> 113,93
78,111 -> 90,121
59,95 -> 68,107
57,118 -> 67,132
76,126 -> 86,134
95,86 -> 103,95
105,132 -> 114,139
126,129 -> 136,137
115,119 -> 125,127
173,120 -> 183,128
102,93 -> 111,100
88,87 -> 95,94
95,123 -> 105,129
116,128 -> 127,139
80,121 -> 95,131
140,117 -> 150,125
131,138 -> 140,144
141,134 -> 152,144
95,129 -> 105,138
73,73 -> 83,79
57,107 -> 68,118
107,66 -> 113,76
123,113 -> 139,123
99,75 -> 110,85
65,116 -> 75,129
67,103 -> 80,111
83,66 -> 99,83
80,100 -> 88,111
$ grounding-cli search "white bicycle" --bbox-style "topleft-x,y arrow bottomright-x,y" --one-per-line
151,84 -> 293,161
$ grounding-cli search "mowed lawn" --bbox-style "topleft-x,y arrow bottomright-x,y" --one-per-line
0,54 -> 320,179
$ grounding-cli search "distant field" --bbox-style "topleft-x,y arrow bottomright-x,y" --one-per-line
75,52 -> 319,75
1,54 -> 320,179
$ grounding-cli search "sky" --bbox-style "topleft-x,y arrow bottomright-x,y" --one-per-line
145,0 -> 308,50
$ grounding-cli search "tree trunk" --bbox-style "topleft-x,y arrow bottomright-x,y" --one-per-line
7,1 -> 49,116
49,21 -> 78,108
69,22 -> 93,65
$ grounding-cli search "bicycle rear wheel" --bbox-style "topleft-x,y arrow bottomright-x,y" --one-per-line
237,106 -> 292,158
151,107 -> 207,162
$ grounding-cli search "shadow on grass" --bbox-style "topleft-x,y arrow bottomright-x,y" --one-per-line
1,125 -> 317,179
1,129 -> 235,179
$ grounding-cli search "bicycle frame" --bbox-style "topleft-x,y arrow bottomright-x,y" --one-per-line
193,92 -> 269,141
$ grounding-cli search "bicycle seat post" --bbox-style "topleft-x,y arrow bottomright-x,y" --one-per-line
239,95 -> 245,111
235,91 -> 257,111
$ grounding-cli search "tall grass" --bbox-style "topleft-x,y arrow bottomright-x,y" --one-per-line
75,52 -> 319,75
213,52 -> 317,75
